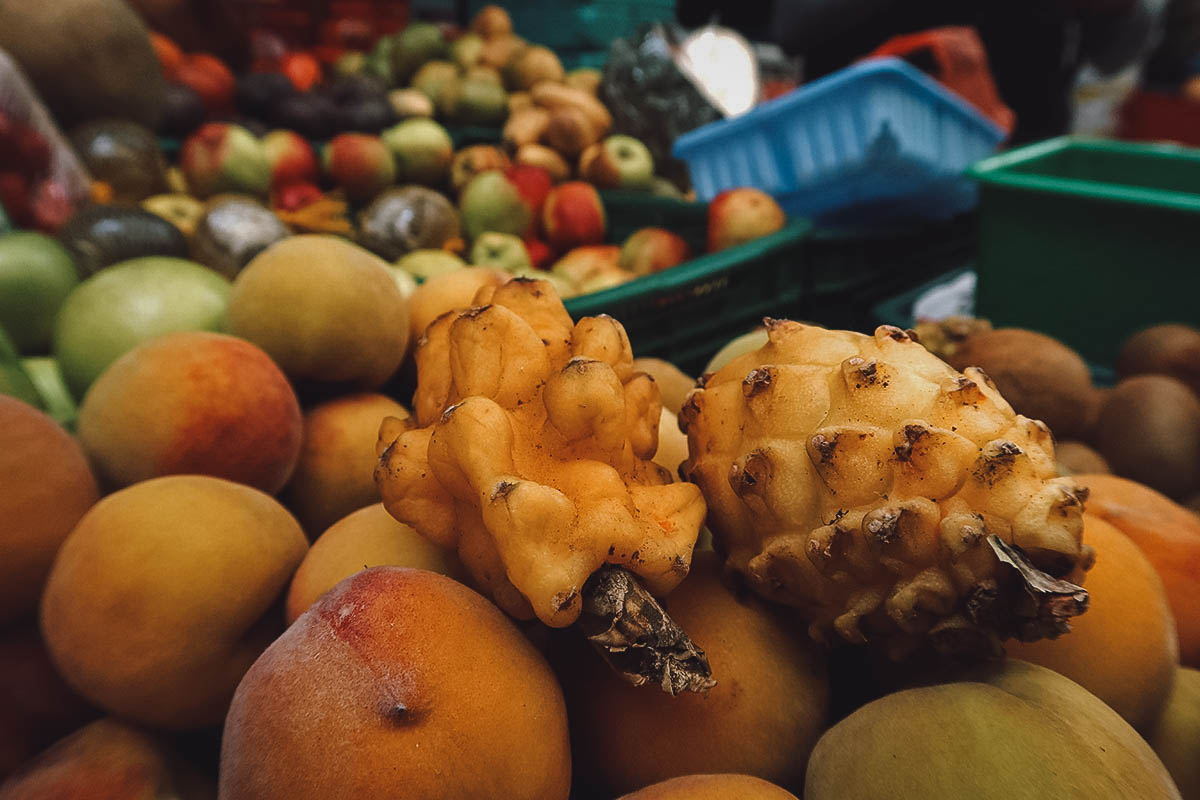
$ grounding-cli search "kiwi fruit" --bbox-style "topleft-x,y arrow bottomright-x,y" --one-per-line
1054,441 -> 1111,476
1094,374 -> 1200,499
947,328 -> 1098,441
1116,323 -> 1200,397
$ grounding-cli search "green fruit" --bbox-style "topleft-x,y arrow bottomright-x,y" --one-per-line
391,22 -> 447,85
53,257 -> 231,399
0,327 -> 43,408
394,249 -> 467,281
334,51 -> 366,77
382,119 -> 454,186
459,171 -> 532,241
805,660 -> 1181,800
1147,666 -> 1200,800
411,60 -> 459,106
20,356 -> 77,428
0,232 -> 80,354
444,78 -> 508,126
365,36 -> 397,86
451,33 -> 485,70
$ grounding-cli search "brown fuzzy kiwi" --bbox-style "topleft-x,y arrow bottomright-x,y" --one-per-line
1117,324 -> 1200,396
1094,374 -> 1200,499
947,328 -> 1098,441
1056,441 -> 1111,476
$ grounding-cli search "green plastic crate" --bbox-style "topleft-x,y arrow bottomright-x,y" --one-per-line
466,0 -> 675,57
565,193 -> 810,375
968,136 -> 1200,366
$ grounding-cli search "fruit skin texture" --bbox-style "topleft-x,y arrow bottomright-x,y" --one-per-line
1006,514 -> 1179,732
0,397 -> 99,626
556,552 -> 828,794
376,278 -> 706,626
77,332 -> 302,494
681,321 -> 1092,658
180,123 -> 271,199
543,181 -> 606,249
219,566 -> 571,800
619,774 -> 798,800
322,133 -> 396,205
0,232 -> 78,354
1076,473 -> 1200,668
804,659 -> 1182,800
53,256 -> 231,399
40,475 -> 308,730
283,393 -> 411,537
285,503 -> 464,623
947,328 -> 1100,442
707,188 -> 785,252
228,235 -> 409,386
1147,666 -> 1200,800
633,357 -> 695,416
1093,375 -> 1200,500
619,227 -> 691,275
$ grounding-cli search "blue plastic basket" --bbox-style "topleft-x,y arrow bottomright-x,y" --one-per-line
672,58 -> 1006,224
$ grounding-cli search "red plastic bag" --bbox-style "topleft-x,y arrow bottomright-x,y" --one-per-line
0,49 -> 90,233
868,26 -> 1016,136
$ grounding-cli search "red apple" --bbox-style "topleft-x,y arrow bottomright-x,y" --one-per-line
523,237 -> 553,269
707,188 -> 786,252
618,227 -> 691,275
15,128 -> 52,179
0,172 -> 31,227
273,181 -> 324,212
30,179 -> 73,233
542,181 -> 606,250
323,133 -> 396,205
551,244 -> 627,295
459,171 -> 533,240
181,123 -> 272,199
504,164 -> 553,219
263,130 -> 319,189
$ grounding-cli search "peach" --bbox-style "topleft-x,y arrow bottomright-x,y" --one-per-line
0,718 -> 212,799
707,188 -> 785,252
1077,473 -> 1200,668
282,393 -> 411,537
77,332 -> 302,494
219,567 -> 571,799
40,475 -> 308,729
0,625 -> 98,780
619,775 -> 799,800
285,504 -> 464,623
0,398 -> 99,626
542,181 -> 606,249
554,551 -> 829,795
1007,514 -> 1180,732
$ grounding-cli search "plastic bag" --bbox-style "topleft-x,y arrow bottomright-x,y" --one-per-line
0,48 -> 91,232
601,23 -> 723,190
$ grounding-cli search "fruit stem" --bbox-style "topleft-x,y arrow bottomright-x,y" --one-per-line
578,566 -> 716,696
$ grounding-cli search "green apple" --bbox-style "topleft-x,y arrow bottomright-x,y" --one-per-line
395,249 -> 467,281
411,60 -> 459,106
458,171 -> 532,241
53,256 -> 231,398
580,135 -> 655,190
180,123 -> 272,199
451,32 -> 485,71
20,356 -> 77,427
470,232 -> 531,273
0,232 -> 79,354
382,118 -> 454,186
391,22 -> 447,85
389,264 -> 418,300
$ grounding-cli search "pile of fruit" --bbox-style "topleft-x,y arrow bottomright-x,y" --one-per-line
1,205 -> 1198,797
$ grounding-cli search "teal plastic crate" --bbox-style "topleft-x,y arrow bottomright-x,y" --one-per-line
466,0 -> 674,64
968,136 -> 1200,366
566,193 -> 811,375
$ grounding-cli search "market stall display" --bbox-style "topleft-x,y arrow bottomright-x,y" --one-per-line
0,3 -> 1199,799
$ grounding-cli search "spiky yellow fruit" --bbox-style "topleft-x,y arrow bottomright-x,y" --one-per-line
376,278 -> 706,627
680,321 -> 1092,658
